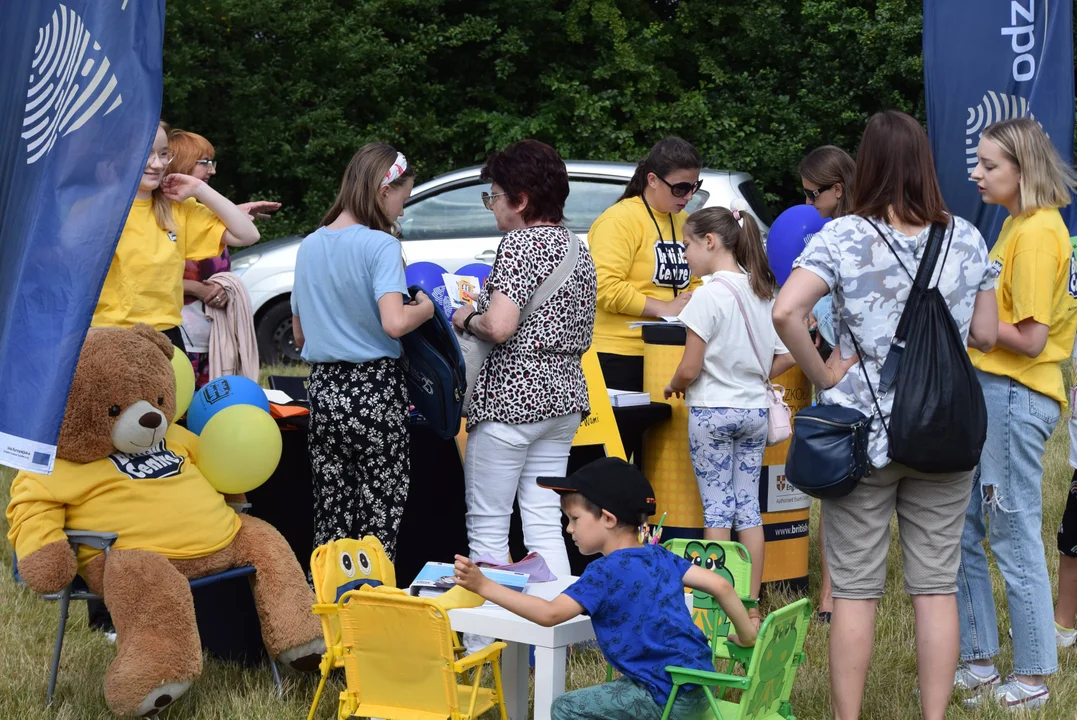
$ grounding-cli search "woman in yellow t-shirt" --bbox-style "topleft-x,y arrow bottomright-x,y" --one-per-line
91,121 -> 260,350
957,118 -> 1077,707
590,137 -> 703,393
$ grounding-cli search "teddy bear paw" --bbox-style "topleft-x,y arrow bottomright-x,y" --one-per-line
277,637 -> 325,672
134,680 -> 191,718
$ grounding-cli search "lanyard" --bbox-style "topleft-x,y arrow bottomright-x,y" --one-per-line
640,194 -> 680,296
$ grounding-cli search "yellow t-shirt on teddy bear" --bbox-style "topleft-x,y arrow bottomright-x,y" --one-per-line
7,424 -> 242,570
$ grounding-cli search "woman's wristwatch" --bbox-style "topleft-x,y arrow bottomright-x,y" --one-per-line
463,310 -> 480,333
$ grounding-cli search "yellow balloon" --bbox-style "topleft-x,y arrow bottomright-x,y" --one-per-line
170,346 -> 196,422
198,404 -> 282,494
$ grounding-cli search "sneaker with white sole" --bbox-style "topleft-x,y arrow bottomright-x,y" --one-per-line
1057,623 -> 1077,648
964,676 -> 1049,710
954,663 -> 1001,691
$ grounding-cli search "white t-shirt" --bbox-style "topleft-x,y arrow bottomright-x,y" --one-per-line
678,271 -> 787,409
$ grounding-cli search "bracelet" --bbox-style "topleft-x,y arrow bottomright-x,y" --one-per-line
463,310 -> 480,333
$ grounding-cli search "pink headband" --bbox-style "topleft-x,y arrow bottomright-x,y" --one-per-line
382,153 -> 407,187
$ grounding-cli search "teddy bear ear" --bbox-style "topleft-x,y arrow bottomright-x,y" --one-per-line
130,324 -> 174,360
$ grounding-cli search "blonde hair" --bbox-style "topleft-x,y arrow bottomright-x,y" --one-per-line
982,118 -> 1077,213
168,129 -> 215,176
152,120 -> 176,232
322,143 -> 415,234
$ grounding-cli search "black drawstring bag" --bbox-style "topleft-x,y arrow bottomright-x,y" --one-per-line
868,219 -> 987,473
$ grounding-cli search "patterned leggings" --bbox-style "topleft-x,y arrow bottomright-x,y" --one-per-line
688,407 -> 767,530
307,358 -> 410,560
550,677 -> 708,720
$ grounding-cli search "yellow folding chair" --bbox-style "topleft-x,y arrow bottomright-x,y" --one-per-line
308,536 -> 396,720
336,585 -> 508,720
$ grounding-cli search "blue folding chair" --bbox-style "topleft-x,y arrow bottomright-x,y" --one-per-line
16,522 -> 283,706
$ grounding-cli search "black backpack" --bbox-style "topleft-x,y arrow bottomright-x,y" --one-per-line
866,219 -> 987,473
398,286 -> 466,439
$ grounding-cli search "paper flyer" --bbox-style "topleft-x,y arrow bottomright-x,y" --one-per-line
441,273 -> 481,308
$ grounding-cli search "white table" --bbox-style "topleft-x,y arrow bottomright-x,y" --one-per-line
448,576 -> 587,720
447,576 -> 693,720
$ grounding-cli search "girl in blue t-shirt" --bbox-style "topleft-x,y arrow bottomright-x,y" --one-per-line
453,457 -> 756,719
291,143 -> 434,561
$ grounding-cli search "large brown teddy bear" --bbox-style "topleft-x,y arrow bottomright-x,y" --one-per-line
6,325 -> 323,717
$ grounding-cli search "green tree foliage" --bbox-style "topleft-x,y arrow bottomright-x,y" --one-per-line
163,0 -> 924,239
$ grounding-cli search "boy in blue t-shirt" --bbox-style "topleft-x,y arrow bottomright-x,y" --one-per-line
453,457 -> 757,720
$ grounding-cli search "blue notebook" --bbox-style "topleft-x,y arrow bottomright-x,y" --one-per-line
408,561 -> 529,598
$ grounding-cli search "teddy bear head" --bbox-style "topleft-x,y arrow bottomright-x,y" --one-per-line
57,324 -> 177,463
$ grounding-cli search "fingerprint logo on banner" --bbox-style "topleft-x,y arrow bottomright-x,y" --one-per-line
965,91 -> 1034,180
22,4 -> 123,165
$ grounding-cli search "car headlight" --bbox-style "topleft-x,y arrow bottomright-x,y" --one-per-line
230,253 -> 261,275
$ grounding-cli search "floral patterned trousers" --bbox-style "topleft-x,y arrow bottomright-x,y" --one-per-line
687,407 -> 767,531
307,358 -> 410,560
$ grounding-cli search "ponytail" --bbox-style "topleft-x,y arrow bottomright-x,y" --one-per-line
617,136 -> 701,203
684,204 -> 775,300
734,213 -> 774,300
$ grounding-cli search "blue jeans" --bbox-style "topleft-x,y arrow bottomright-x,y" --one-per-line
957,370 -> 1060,676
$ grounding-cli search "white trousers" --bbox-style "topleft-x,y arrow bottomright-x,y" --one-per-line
463,413 -> 580,579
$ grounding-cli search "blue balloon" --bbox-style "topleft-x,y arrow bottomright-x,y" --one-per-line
405,261 -> 449,296
766,205 -> 827,285
186,375 -> 271,435
455,262 -> 492,286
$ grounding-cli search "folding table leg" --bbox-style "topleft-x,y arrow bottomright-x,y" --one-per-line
500,641 -> 530,720
532,646 -> 567,720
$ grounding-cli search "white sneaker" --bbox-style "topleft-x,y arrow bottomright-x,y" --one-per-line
1057,623 -> 1077,648
953,663 -> 1001,691
964,676 -> 1049,710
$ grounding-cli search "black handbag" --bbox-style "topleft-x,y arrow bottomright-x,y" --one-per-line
787,400 -> 873,499
786,323 -> 884,500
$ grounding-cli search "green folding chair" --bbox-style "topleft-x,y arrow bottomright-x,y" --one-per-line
663,538 -> 756,670
661,597 -> 812,720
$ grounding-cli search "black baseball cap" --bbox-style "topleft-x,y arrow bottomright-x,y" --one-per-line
538,457 -> 657,524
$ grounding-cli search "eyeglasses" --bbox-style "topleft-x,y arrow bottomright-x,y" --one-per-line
803,184 -> 834,203
658,176 -> 703,198
481,191 -> 506,210
147,149 -> 175,166
196,159 -> 217,171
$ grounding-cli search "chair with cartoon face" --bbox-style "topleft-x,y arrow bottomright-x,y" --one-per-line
663,539 -> 755,669
307,536 -> 395,720
336,585 -> 508,720
660,598 -> 811,720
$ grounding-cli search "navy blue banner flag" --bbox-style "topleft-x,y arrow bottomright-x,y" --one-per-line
924,0 -> 1075,246
0,1 -> 165,472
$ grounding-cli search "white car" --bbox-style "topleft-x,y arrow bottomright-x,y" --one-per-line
232,160 -> 772,363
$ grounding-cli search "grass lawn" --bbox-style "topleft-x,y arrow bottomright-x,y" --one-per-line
2,366 -> 1076,718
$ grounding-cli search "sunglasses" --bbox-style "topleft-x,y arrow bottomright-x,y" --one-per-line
803,184 -> 834,203
658,176 -> 703,198
481,191 -> 506,210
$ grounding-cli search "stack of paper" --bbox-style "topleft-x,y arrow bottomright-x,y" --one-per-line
608,389 -> 651,407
